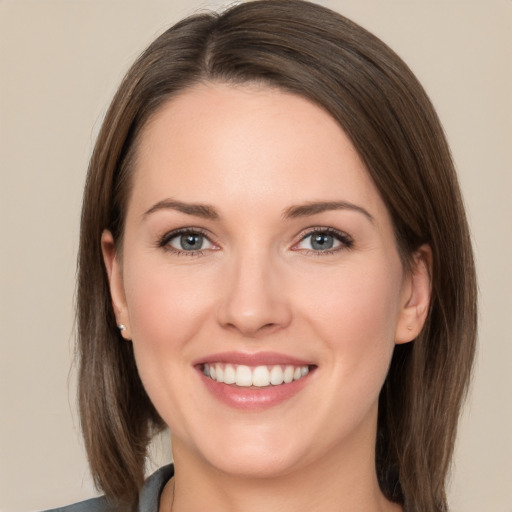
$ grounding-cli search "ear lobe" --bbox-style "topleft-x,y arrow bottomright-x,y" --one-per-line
101,230 -> 130,339
395,244 -> 432,344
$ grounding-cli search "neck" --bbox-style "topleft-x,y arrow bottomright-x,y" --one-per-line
162,436 -> 401,512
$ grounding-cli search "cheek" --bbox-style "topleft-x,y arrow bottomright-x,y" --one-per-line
297,260 -> 403,383
302,260 -> 401,334
124,259 -> 213,349
122,258 -> 217,427
122,257 -> 216,408
309,266 -> 402,432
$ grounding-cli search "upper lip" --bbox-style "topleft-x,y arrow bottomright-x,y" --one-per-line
193,351 -> 314,367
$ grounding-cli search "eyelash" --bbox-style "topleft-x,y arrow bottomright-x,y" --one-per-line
293,227 -> 353,255
157,226 -> 353,257
157,227 -> 216,257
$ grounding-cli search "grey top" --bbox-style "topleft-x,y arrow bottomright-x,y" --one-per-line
41,465 -> 174,512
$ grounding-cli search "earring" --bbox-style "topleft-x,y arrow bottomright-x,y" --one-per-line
117,324 -> 126,331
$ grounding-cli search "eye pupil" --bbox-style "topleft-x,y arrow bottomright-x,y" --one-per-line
311,233 -> 334,250
181,233 -> 203,250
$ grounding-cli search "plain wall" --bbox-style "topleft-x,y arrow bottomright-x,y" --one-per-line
1,1 -> 510,510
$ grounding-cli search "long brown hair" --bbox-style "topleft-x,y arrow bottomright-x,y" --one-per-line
77,1 -> 477,509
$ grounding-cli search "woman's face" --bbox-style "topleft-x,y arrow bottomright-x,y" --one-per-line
103,82 -> 428,478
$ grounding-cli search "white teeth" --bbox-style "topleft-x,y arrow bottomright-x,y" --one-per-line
215,364 -> 224,383
283,365 -> 294,383
236,365 -> 253,386
223,364 -> 236,384
203,363 -> 310,387
270,365 -> 284,385
252,366 -> 270,387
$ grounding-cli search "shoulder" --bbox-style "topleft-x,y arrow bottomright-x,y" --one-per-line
39,465 -> 174,512
40,496 -> 117,512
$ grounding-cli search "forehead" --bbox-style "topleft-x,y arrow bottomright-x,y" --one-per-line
130,82 -> 387,222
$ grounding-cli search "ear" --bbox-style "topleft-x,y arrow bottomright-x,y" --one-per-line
395,244 -> 432,344
101,230 -> 131,339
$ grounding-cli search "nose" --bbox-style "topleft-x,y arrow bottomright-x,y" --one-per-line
216,250 -> 292,338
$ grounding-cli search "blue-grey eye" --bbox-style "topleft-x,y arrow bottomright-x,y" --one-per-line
297,231 -> 345,251
169,232 -> 213,251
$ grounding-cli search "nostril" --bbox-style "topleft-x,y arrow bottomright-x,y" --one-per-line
223,321 -> 282,338
215,271 -> 293,336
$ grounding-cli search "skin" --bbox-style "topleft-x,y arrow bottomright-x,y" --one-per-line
102,82 -> 431,512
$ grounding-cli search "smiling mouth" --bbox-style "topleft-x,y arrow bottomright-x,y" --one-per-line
202,363 -> 312,387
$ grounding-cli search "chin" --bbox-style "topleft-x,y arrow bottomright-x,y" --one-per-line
177,422 -> 310,479
204,448 -> 304,480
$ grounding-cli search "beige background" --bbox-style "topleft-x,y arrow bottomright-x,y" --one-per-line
1,0 -> 511,510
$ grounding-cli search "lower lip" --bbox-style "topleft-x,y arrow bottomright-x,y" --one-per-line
198,369 -> 313,410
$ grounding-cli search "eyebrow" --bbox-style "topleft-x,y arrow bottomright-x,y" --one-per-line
143,198 -> 373,223
283,201 -> 374,222
144,199 -> 220,220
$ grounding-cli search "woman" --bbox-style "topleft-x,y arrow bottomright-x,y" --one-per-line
70,1 -> 477,511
